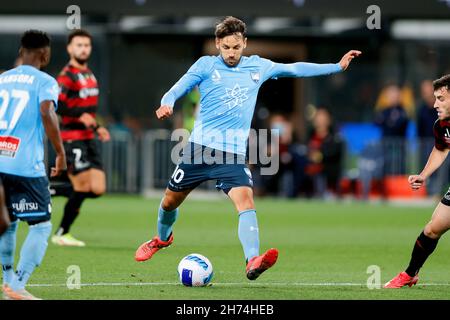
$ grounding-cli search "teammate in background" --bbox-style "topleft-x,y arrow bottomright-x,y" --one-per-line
135,16 -> 361,280
385,75 -> 450,288
0,180 -> 10,236
0,30 -> 66,300
51,29 -> 110,247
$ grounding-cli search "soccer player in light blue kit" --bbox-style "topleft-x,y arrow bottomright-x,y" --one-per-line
136,16 -> 361,281
0,30 -> 66,299
0,181 -> 10,236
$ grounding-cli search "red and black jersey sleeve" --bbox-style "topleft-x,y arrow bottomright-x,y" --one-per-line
433,119 -> 450,151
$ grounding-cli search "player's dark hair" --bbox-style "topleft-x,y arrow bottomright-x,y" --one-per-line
215,16 -> 246,39
21,30 -> 50,50
433,75 -> 450,92
67,29 -> 92,45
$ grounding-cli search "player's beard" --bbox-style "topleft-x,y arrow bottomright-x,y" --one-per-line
74,56 -> 89,66
225,58 -> 237,66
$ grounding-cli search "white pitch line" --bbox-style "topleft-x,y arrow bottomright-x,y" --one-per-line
27,282 -> 450,288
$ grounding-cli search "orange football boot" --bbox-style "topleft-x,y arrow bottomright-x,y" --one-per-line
135,233 -> 174,262
384,272 -> 419,289
246,248 -> 279,280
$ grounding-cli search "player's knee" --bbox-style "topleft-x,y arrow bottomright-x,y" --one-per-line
161,192 -> 182,211
236,197 -> 254,212
89,171 -> 106,195
424,224 -> 444,239
161,188 -> 190,211
90,184 -> 106,196
161,197 -> 178,211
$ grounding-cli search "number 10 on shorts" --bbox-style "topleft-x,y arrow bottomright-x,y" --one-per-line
171,165 -> 184,183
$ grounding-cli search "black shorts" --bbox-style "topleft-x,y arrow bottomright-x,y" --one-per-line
0,172 -> 51,223
167,143 -> 253,194
64,139 -> 103,175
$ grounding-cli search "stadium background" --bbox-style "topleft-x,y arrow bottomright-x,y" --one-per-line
1,0 -> 450,300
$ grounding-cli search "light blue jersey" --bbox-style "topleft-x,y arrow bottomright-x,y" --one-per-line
162,55 -> 342,155
0,65 -> 59,177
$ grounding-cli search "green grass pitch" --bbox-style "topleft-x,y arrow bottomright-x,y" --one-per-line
10,195 -> 450,300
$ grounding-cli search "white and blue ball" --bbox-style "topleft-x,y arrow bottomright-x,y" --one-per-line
177,253 -> 213,287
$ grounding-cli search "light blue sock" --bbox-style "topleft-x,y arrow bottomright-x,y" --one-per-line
0,220 -> 18,285
157,205 -> 178,241
238,209 -> 260,262
10,221 -> 52,291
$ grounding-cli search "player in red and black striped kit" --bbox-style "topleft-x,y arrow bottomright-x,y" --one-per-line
51,29 -> 110,247
385,74 -> 450,288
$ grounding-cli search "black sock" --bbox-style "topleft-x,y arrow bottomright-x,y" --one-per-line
57,192 -> 89,235
405,231 -> 439,277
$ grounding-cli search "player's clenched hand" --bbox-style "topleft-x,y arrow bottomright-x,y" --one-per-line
79,112 -> 97,128
156,105 -> 173,120
51,153 -> 67,177
339,50 -> 362,71
97,126 -> 111,142
408,174 -> 425,190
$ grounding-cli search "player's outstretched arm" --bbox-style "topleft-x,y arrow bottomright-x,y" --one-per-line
40,100 -> 67,177
267,50 -> 362,79
339,50 -> 362,71
409,147 -> 449,190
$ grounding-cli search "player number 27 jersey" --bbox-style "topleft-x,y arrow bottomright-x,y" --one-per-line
0,65 -> 59,178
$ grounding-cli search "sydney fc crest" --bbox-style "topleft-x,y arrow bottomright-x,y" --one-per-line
250,72 -> 260,83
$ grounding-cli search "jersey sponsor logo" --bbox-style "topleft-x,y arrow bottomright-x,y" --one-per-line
79,87 -> 99,99
250,71 -> 260,83
221,84 -> 249,108
12,198 -> 39,213
0,136 -> 20,158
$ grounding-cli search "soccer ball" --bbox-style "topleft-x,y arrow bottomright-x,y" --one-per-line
177,253 -> 214,287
